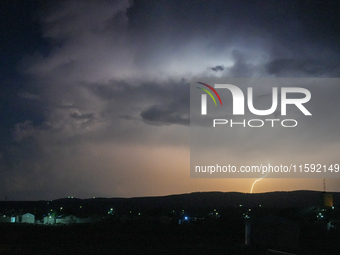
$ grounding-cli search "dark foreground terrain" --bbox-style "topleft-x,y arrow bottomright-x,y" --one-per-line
1,218 -> 340,255
1,191 -> 340,254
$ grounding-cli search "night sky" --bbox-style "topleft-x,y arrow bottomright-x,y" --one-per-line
1,0 -> 340,200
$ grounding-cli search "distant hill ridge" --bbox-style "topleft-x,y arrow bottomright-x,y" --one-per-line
0,190 -> 334,217
1,190 -> 336,210
113,190 -> 337,208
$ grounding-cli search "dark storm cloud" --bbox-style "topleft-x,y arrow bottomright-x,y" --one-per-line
140,104 -> 189,126
211,65 -> 224,72
140,89 -> 189,126
266,59 -> 340,77
87,79 -> 190,126
88,79 -> 188,102
128,0 -> 340,69
1,0 -> 340,199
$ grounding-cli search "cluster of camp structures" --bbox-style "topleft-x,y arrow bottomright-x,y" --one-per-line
0,213 -> 103,224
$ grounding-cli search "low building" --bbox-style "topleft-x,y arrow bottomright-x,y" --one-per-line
17,213 -> 35,223
43,215 -> 56,224
56,215 -> 77,224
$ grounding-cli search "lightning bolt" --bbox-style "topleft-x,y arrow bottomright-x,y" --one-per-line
250,161 -> 270,194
